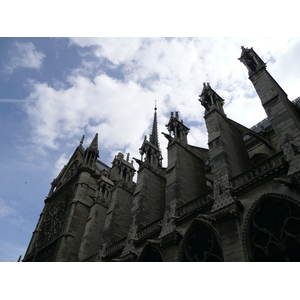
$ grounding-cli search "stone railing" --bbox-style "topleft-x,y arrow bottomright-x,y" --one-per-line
248,97 -> 299,133
292,96 -> 300,106
230,152 -> 284,189
104,237 -> 126,257
176,190 -> 213,217
250,117 -> 269,131
136,218 -> 163,240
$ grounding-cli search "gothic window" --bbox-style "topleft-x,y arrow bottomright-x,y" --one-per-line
146,149 -> 151,162
246,195 -> 300,262
245,54 -> 257,72
33,243 -> 57,262
101,184 -> 106,198
122,168 -> 127,181
176,126 -> 181,139
36,185 -> 74,249
251,153 -> 269,166
139,245 -> 163,262
63,160 -> 79,183
180,221 -> 224,262
37,198 -> 68,248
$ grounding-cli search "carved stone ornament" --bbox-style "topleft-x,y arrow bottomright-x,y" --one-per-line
282,134 -> 300,177
196,213 -> 215,223
132,157 -> 144,168
274,177 -> 293,187
199,82 -> 225,112
161,132 -> 174,145
211,174 -> 235,212
158,205 -> 178,238
95,243 -> 106,262
121,224 -> 138,257
239,46 -> 266,75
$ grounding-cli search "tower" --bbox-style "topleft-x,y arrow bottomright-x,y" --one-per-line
163,111 -> 209,211
157,111 -> 211,261
99,152 -> 136,255
199,82 -> 252,181
239,46 -> 300,181
118,104 -> 166,261
23,134 -> 106,261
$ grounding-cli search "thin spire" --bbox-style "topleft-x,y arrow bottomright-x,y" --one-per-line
150,101 -> 159,149
79,135 -> 85,145
84,133 -> 99,167
88,133 -> 98,151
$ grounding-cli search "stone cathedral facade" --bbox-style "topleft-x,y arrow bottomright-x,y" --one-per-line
23,47 -> 300,262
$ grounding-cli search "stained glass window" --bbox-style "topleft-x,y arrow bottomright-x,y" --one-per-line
139,245 -> 163,262
180,222 -> 223,262
247,196 -> 300,262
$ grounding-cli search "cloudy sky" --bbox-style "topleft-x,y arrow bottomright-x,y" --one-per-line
1,37 -> 300,262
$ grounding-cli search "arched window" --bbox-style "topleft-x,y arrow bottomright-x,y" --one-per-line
179,220 -> 224,262
251,153 -> 269,166
101,184 -> 106,197
138,244 -> 163,262
245,194 -> 300,262
122,167 -> 128,181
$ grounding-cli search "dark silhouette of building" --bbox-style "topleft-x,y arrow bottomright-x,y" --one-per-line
23,47 -> 300,262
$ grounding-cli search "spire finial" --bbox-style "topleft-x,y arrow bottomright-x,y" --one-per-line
139,101 -> 163,168
150,101 -> 160,149
80,135 -> 85,145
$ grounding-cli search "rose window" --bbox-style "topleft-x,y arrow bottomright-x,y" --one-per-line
247,197 -> 300,261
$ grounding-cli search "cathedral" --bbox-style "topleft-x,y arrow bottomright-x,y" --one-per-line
23,47 -> 300,262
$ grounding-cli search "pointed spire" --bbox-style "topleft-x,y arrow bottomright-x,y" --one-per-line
138,101 -> 163,168
84,133 -> 99,167
149,101 -> 160,149
88,133 -> 98,151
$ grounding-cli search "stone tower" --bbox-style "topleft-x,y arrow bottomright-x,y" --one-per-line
116,104 -> 166,261
23,134 -> 107,261
239,46 -> 300,180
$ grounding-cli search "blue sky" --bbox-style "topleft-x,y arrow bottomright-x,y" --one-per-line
1,37 -> 300,262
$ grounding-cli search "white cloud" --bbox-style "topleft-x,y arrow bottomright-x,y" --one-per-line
26,74 -> 159,150
53,153 -> 69,178
268,38 -> 300,100
0,198 -> 16,219
70,37 -> 145,64
25,37 -> 300,170
5,41 -> 45,74
0,241 -> 26,262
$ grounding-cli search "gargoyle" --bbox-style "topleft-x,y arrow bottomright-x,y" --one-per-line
161,132 -> 174,143
132,157 -> 144,167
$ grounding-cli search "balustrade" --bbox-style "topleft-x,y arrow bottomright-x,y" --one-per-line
230,152 -> 284,189
176,190 -> 213,217
104,237 -> 126,256
136,218 -> 163,240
